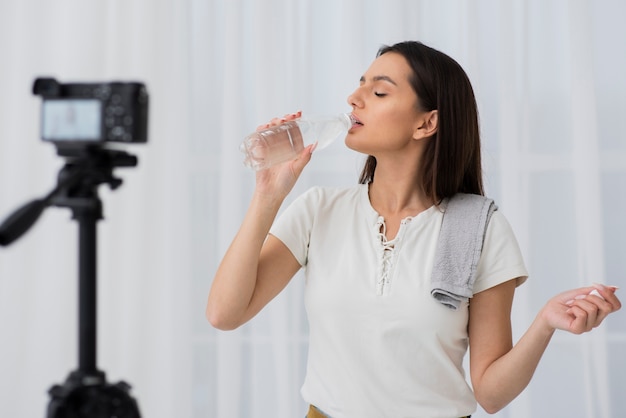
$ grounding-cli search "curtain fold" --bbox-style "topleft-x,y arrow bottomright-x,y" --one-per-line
0,1 -> 624,417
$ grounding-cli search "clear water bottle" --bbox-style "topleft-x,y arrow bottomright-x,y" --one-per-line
240,113 -> 353,171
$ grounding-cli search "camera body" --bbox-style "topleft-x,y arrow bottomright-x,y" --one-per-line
33,78 -> 148,145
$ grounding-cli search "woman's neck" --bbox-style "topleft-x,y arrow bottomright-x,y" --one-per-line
368,171 -> 433,218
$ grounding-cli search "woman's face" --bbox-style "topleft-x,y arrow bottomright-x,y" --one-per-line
346,52 -> 426,156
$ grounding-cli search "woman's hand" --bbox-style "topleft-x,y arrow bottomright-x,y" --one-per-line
539,284 -> 621,335
254,110 -> 314,199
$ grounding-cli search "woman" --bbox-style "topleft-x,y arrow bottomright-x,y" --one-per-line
207,41 -> 621,417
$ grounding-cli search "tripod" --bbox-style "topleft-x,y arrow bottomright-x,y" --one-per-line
0,146 -> 141,417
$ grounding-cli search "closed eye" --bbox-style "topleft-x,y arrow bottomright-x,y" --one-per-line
374,92 -> 387,97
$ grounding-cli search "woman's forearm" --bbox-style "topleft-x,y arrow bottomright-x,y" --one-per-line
473,311 -> 555,413
206,192 -> 283,330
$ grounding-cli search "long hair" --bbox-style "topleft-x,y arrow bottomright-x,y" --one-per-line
358,41 -> 483,201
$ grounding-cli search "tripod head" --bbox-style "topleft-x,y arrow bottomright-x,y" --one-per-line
0,145 -> 136,246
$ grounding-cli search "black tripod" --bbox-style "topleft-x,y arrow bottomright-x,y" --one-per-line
0,146 -> 141,417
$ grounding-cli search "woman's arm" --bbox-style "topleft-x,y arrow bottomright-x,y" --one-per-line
468,281 -> 621,413
206,194 -> 302,330
206,111 -> 310,330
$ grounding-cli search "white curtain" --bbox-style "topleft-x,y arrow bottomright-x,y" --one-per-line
0,1 -> 624,417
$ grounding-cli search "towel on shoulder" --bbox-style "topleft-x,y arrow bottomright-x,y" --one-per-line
431,193 -> 497,310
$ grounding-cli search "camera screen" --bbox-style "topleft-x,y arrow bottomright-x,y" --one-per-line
42,99 -> 101,141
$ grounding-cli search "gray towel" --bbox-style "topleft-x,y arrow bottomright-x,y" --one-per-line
431,193 -> 497,310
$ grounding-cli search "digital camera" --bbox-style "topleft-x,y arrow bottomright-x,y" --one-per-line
33,78 -> 148,145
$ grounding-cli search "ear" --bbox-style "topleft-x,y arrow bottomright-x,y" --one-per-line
413,110 -> 438,140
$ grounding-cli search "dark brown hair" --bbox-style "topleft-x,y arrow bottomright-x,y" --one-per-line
358,41 -> 483,201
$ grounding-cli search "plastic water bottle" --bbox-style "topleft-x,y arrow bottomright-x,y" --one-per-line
240,113 -> 353,171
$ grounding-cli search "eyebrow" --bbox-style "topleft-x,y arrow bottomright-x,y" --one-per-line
359,75 -> 398,86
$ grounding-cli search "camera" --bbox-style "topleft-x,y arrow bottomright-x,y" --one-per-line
33,78 -> 148,145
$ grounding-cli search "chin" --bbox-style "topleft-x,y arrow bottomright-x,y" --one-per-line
344,135 -> 363,153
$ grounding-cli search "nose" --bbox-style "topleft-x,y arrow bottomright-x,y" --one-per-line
347,87 -> 364,109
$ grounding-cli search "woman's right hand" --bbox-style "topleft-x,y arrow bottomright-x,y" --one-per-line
253,110 -> 314,199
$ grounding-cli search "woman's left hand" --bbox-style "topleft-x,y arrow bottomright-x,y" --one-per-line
540,284 -> 621,335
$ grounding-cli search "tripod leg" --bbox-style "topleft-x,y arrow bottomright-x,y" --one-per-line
77,210 -> 98,373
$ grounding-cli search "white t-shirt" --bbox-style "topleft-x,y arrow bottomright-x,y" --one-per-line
270,184 -> 528,418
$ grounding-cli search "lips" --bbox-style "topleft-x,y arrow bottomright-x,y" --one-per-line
349,113 -> 363,128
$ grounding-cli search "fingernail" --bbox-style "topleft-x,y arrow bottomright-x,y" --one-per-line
565,299 -> 574,305
575,294 -> 587,300
593,283 -> 620,292
310,142 -> 318,154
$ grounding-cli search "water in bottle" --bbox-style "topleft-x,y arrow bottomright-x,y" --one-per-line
240,113 -> 353,171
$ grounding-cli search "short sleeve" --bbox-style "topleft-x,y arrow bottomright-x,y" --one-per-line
269,187 -> 321,267
472,210 -> 528,294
